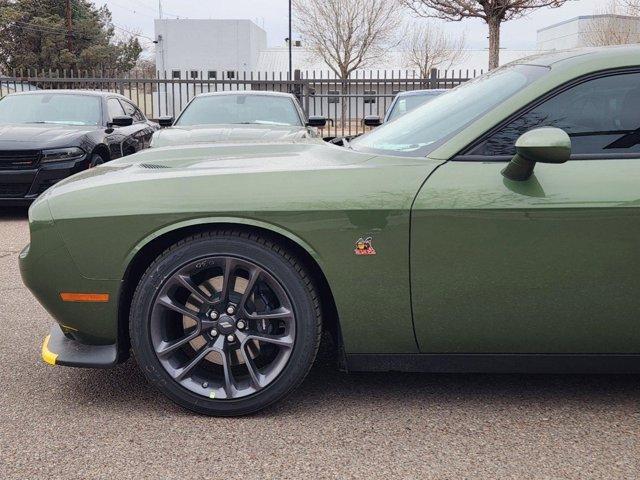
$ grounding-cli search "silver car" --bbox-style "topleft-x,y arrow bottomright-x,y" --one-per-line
152,91 -> 327,148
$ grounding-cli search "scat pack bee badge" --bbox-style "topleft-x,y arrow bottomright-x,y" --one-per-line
354,236 -> 376,256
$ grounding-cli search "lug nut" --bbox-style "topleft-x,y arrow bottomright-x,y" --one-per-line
209,311 -> 219,320
227,334 -> 235,342
236,320 -> 246,330
226,305 -> 236,315
210,329 -> 218,337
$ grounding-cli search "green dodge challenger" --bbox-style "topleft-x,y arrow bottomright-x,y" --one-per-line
20,46 -> 640,416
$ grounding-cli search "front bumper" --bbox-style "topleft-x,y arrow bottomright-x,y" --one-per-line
0,156 -> 90,204
41,323 -> 118,368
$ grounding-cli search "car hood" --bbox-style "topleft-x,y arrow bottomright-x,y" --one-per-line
0,123 -> 98,150
151,124 -> 313,148
46,142 -> 369,190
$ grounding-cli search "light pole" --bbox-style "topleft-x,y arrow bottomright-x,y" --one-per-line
288,0 -> 292,82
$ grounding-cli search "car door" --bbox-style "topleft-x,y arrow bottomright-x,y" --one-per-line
120,99 -> 155,149
105,97 -> 130,159
411,68 -> 640,355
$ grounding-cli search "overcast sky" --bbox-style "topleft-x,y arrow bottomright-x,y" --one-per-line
95,0 -> 602,55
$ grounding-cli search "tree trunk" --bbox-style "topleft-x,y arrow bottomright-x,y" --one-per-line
487,19 -> 501,70
340,77 -> 348,132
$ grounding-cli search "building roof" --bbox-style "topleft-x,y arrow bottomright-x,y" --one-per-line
537,14 -> 640,33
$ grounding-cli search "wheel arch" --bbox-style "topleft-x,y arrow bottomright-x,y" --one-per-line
91,144 -> 111,162
117,219 -> 342,361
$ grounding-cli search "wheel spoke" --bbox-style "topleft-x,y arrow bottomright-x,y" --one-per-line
244,307 -> 293,321
246,333 -> 294,348
157,328 -> 201,357
239,268 -> 261,313
241,345 -> 264,388
218,258 -> 235,304
174,346 -> 212,381
158,295 -> 200,321
214,343 -> 237,397
176,274 -> 210,305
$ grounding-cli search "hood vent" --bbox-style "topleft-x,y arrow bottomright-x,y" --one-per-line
139,163 -> 170,169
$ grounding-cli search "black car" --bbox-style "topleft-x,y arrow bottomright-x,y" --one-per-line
0,90 -> 159,205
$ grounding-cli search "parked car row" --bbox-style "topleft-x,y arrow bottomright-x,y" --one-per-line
0,87 -> 439,204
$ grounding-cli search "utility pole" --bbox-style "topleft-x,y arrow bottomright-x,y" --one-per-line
288,0 -> 292,81
158,0 -> 163,19
66,0 -> 73,51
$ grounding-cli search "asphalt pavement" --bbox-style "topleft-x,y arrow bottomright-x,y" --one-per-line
0,208 -> 638,479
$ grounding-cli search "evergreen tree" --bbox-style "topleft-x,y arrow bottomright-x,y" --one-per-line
0,0 -> 142,73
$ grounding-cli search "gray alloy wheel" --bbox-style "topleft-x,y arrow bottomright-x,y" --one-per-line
129,230 -> 322,416
150,255 -> 296,400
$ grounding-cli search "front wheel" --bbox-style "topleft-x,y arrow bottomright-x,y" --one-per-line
130,230 -> 322,416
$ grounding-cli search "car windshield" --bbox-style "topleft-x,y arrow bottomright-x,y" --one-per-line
351,64 -> 549,157
175,94 -> 303,127
0,93 -> 102,126
386,92 -> 443,122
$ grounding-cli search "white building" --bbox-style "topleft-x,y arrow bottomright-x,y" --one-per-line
537,15 -> 640,51
155,19 -> 267,79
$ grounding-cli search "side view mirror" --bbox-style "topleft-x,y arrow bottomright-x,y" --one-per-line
307,116 -> 327,128
501,127 -> 571,181
363,115 -> 382,128
159,116 -> 175,128
110,115 -> 133,127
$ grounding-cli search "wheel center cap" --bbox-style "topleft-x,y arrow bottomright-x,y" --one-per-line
216,314 -> 236,335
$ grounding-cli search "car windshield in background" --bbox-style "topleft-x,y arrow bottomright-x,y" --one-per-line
175,95 -> 303,127
386,93 -> 442,122
0,94 -> 102,126
351,64 -> 549,157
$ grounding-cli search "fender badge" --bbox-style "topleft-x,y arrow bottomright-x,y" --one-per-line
354,237 -> 376,256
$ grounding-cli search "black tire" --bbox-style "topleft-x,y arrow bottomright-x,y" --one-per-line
89,153 -> 106,167
129,230 -> 322,416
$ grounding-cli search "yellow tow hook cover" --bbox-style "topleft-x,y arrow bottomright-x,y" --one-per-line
41,335 -> 58,366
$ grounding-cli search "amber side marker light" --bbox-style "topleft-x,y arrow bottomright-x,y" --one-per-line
60,293 -> 110,303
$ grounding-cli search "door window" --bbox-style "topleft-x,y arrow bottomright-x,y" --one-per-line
121,100 -> 145,122
469,71 -> 640,156
107,98 -> 125,120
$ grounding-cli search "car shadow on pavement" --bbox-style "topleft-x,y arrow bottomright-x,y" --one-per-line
53,350 -> 640,418
0,207 -> 29,220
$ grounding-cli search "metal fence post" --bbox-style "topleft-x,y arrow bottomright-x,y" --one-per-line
429,68 -> 438,90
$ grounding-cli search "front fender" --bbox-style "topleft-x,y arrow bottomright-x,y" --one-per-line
123,216 -> 324,275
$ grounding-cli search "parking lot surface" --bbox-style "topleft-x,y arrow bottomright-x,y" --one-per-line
0,209 -> 638,479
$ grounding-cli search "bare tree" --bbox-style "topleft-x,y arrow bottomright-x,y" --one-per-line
624,0 -> 640,14
403,22 -> 467,78
293,0 -> 401,79
582,1 -> 640,47
293,0 -> 401,127
400,0 -> 570,70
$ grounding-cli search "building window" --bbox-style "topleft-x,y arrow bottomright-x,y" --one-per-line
364,90 -> 377,104
171,70 -> 181,79
227,71 -> 235,79
207,71 -> 217,79
328,90 -> 340,104
190,70 -> 199,79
